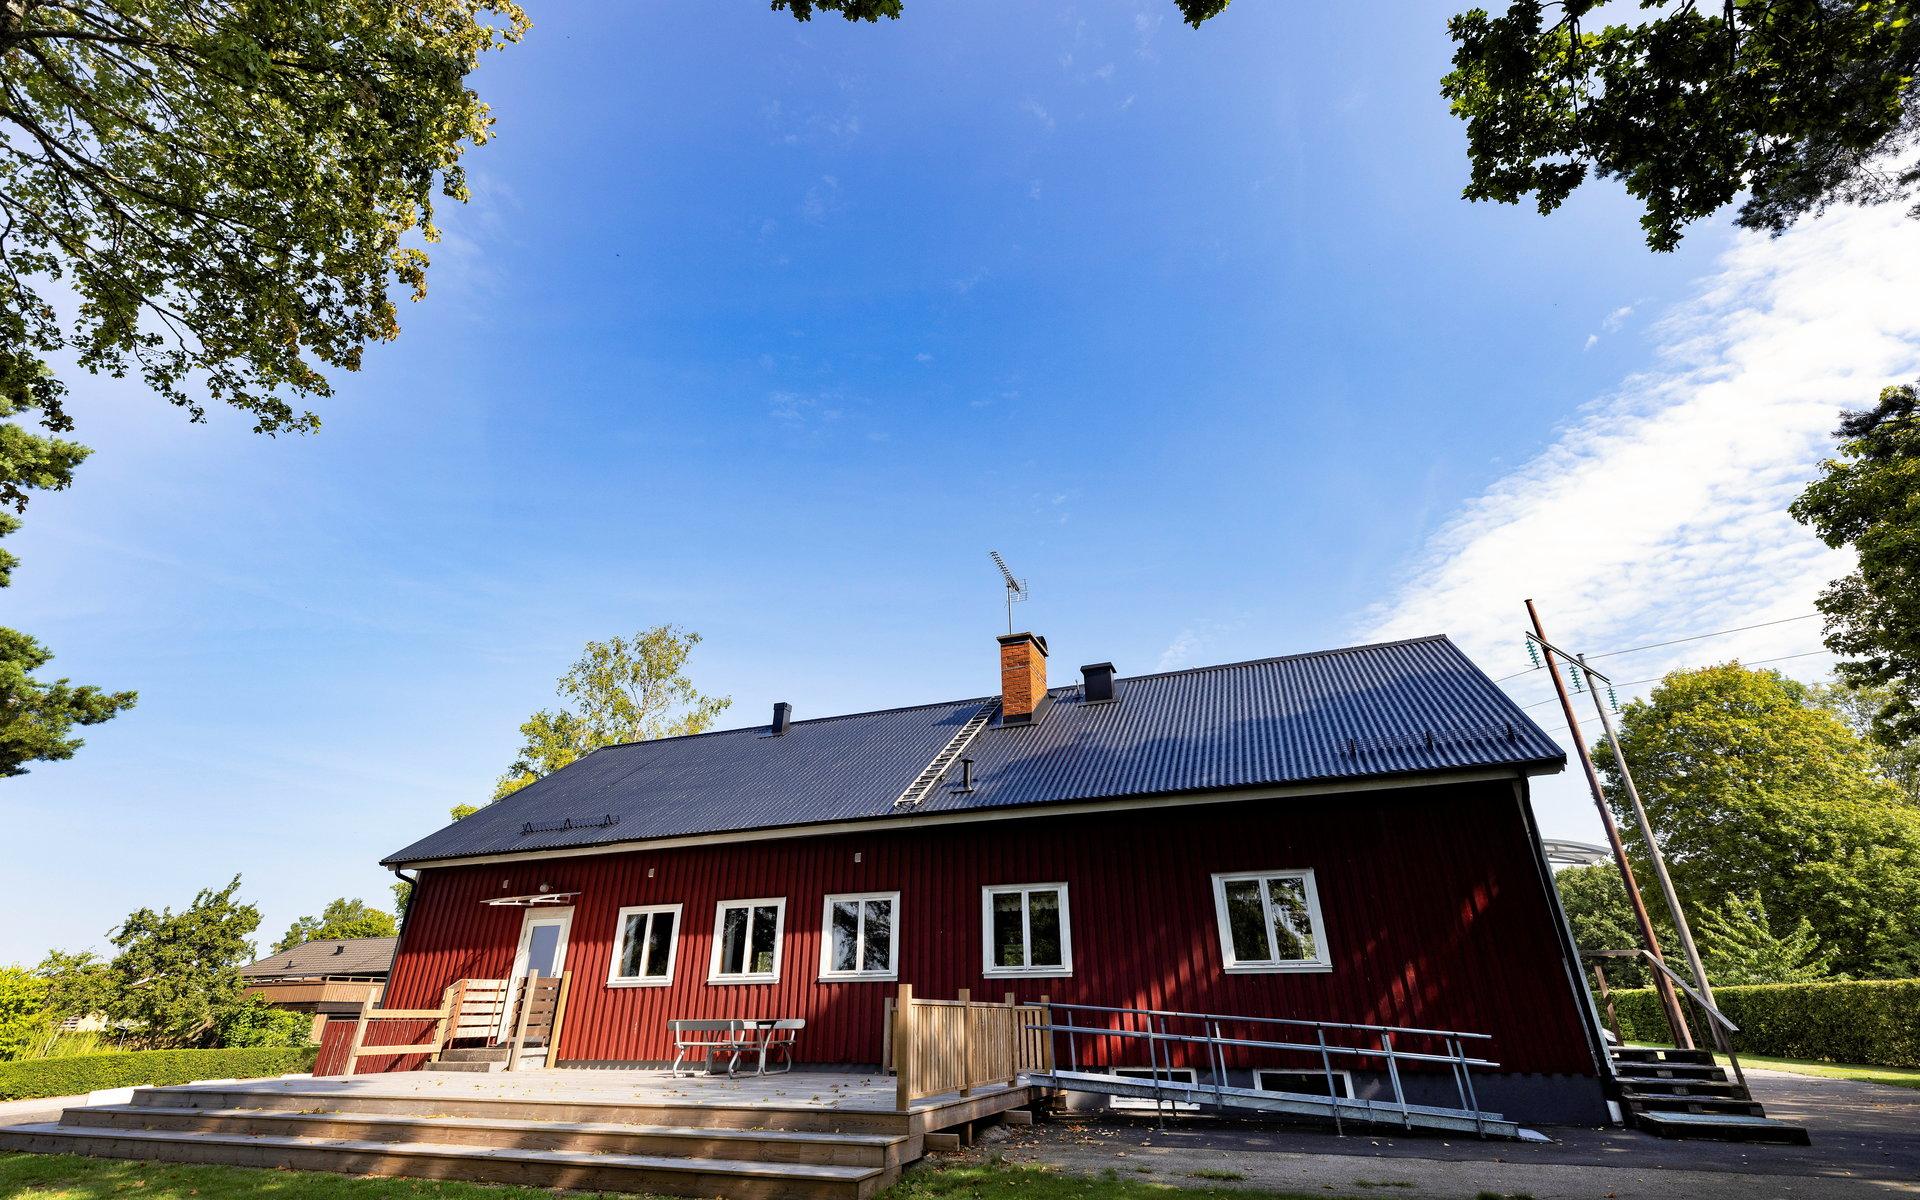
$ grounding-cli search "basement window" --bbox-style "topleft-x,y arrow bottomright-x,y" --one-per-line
1109,1066 -> 1200,1112
982,883 -> 1072,977
709,898 -> 785,984
1255,1068 -> 1354,1098
607,904 -> 680,988
1211,869 -> 1331,973
819,891 -> 899,981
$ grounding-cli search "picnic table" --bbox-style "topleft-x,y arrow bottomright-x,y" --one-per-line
668,1018 -> 804,1079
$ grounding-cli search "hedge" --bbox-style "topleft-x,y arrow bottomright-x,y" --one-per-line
1607,978 -> 1920,1067
0,1046 -> 317,1101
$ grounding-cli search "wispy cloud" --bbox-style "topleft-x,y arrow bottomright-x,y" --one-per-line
1364,204 -> 1920,702
1021,98 -> 1056,131
801,175 -> 843,224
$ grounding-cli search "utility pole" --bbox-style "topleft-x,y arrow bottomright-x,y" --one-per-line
1525,600 -> 1692,1048
1580,653 -> 1717,1013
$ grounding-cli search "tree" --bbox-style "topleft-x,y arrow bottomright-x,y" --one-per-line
1443,2 -> 1920,251
107,876 -> 260,1047
0,967 -> 52,1062
1551,862 -> 1676,988
1,1 -> 525,772
272,897 -> 397,954
1591,664 -> 1920,978
1793,384 -> 1920,744
1810,678 -> 1920,803
1695,892 -> 1837,986
33,949 -> 114,1022
391,877 -> 412,921
772,0 -> 1229,26
213,994 -> 312,1048
490,626 -> 731,801
0,405 -> 135,775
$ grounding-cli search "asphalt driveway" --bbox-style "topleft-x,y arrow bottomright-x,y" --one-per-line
961,1068 -> 1920,1199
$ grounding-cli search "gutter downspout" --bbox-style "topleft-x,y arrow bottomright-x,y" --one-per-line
383,866 -> 421,1013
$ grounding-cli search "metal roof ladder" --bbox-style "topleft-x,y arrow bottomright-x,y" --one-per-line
892,702 -> 997,810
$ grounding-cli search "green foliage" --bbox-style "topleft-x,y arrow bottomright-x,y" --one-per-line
33,950 -> 114,1023
1611,978 -> 1920,1068
1551,864 -> 1674,987
1811,678 -> 1920,803
490,625 -> 732,802
212,995 -> 311,1049
391,877 -> 412,920
1591,663 -> 1920,978
449,803 -> 480,821
272,898 -> 397,954
107,877 -> 260,1048
0,1046 -> 315,1101
0,966 -> 54,1063
0,1152 -> 671,1200
1695,892 -> 1837,986
1793,385 -> 1920,745
1443,1 -> 1920,251
772,0 -> 1230,28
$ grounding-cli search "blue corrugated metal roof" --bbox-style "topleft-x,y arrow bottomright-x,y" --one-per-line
381,635 -> 1563,866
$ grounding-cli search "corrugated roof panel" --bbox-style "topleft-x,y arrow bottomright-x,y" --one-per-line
382,635 -> 1562,865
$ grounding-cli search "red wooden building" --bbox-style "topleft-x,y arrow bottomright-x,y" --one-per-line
380,633 -> 1609,1123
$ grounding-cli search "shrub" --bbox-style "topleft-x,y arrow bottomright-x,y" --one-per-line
0,1046 -> 316,1100
0,968 -> 53,1062
213,995 -> 312,1048
1609,978 -> 1920,1067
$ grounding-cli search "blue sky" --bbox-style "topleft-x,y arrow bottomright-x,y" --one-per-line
7,0 -> 1916,964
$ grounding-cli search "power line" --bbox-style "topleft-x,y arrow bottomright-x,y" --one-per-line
1513,647 -> 1833,713
1496,613 -> 1823,685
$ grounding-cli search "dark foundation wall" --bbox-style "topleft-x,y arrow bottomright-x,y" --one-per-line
386,779 -> 1600,1083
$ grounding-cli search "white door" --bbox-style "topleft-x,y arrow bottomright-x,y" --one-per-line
501,907 -> 572,1039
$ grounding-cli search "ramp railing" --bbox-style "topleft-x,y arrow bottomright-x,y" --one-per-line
1025,1000 -> 1504,1137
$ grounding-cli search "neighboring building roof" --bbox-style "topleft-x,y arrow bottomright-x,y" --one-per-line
241,937 -> 397,980
384,635 -> 1563,868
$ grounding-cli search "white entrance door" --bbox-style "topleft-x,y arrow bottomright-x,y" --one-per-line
501,906 -> 572,1040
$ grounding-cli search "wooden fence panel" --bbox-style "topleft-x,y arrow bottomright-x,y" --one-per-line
891,987 -> 1052,1109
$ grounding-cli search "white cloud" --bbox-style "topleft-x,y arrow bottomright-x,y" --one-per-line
1157,628 -> 1205,671
1366,201 -> 1920,702
801,175 -> 842,224
1021,98 -> 1056,131
1583,333 -> 1599,351
1603,304 -> 1635,332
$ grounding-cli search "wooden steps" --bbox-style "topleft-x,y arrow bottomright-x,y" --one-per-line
1608,1048 -> 1808,1145
0,1083 -> 933,1199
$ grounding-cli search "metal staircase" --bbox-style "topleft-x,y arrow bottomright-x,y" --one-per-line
1021,1001 -> 1524,1139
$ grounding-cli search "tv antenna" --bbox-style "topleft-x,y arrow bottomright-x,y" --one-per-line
988,550 -> 1029,634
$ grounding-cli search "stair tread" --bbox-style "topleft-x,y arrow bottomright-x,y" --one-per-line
5,1122 -> 883,1180
1634,1110 -> 1801,1130
80,1104 -> 903,1146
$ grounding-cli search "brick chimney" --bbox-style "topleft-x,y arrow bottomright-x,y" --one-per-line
997,632 -> 1049,723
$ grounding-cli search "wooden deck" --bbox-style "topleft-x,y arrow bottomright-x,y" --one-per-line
0,1068 -> 1040,1199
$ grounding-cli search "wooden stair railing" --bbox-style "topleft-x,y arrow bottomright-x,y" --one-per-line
342,972 -> 572,1075
888,984 -> 1052,1110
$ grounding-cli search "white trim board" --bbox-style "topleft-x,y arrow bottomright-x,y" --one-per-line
391,768 -> 1534,871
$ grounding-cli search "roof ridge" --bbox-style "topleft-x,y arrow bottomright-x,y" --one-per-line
588,693 -> 998,755
1049,634 -> 1455,691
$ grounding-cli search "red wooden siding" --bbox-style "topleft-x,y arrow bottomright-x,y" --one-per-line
384,779 -> 1595,1078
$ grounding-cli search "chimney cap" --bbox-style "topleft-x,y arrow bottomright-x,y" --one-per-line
1080,662 -> 1117,704
770,701 -> 794,736
996,631 -> 1049,655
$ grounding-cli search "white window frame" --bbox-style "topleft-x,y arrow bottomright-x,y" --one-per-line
606,903 -> 682,988
1211,869 -> 1331,974
1255,1068 -> 1354,1099
1110,1066 -> 1200,1111
707,897 -> 786,984
818,891 -> 900,981
980,883 -> 1073,978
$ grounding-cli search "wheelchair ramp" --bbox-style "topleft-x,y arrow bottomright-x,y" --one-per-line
1028,1069 -> 1520,1139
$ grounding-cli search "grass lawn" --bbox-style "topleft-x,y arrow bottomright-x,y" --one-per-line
0,1154 -> 1391,1200
1724,1053 -> 1920,1091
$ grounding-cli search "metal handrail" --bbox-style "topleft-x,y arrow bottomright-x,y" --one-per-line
1022,999 -> 1502,1137
1584,949 -> 1748,1094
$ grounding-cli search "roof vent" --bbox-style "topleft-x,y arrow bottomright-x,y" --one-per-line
332,944 -> 345,955
771,701 -> 793,736
1081,662 -> 1116,704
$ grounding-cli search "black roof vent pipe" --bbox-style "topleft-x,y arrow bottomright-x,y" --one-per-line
771,701 -> 793,735
1081,662 -> 1116,704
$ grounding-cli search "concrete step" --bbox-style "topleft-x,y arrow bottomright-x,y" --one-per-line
0,1121 -> 897,1200
1629,1109 -> 1811,1145
129,1084 -> 913,1135
64,1104 -> 910,1169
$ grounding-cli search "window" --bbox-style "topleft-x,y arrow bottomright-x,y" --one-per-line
1109,1067 -> 1199,1112
1211,870 -> 1330,973
708,898 -> 785,983
819,891 -> 899,980
607,904 -> 680,987
981,883 -> 1072,976
1255,1068 -> 1354,1099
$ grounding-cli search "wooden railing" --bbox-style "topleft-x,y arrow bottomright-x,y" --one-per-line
341,971 -> 570,1075
887,985 -> 1053,1110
